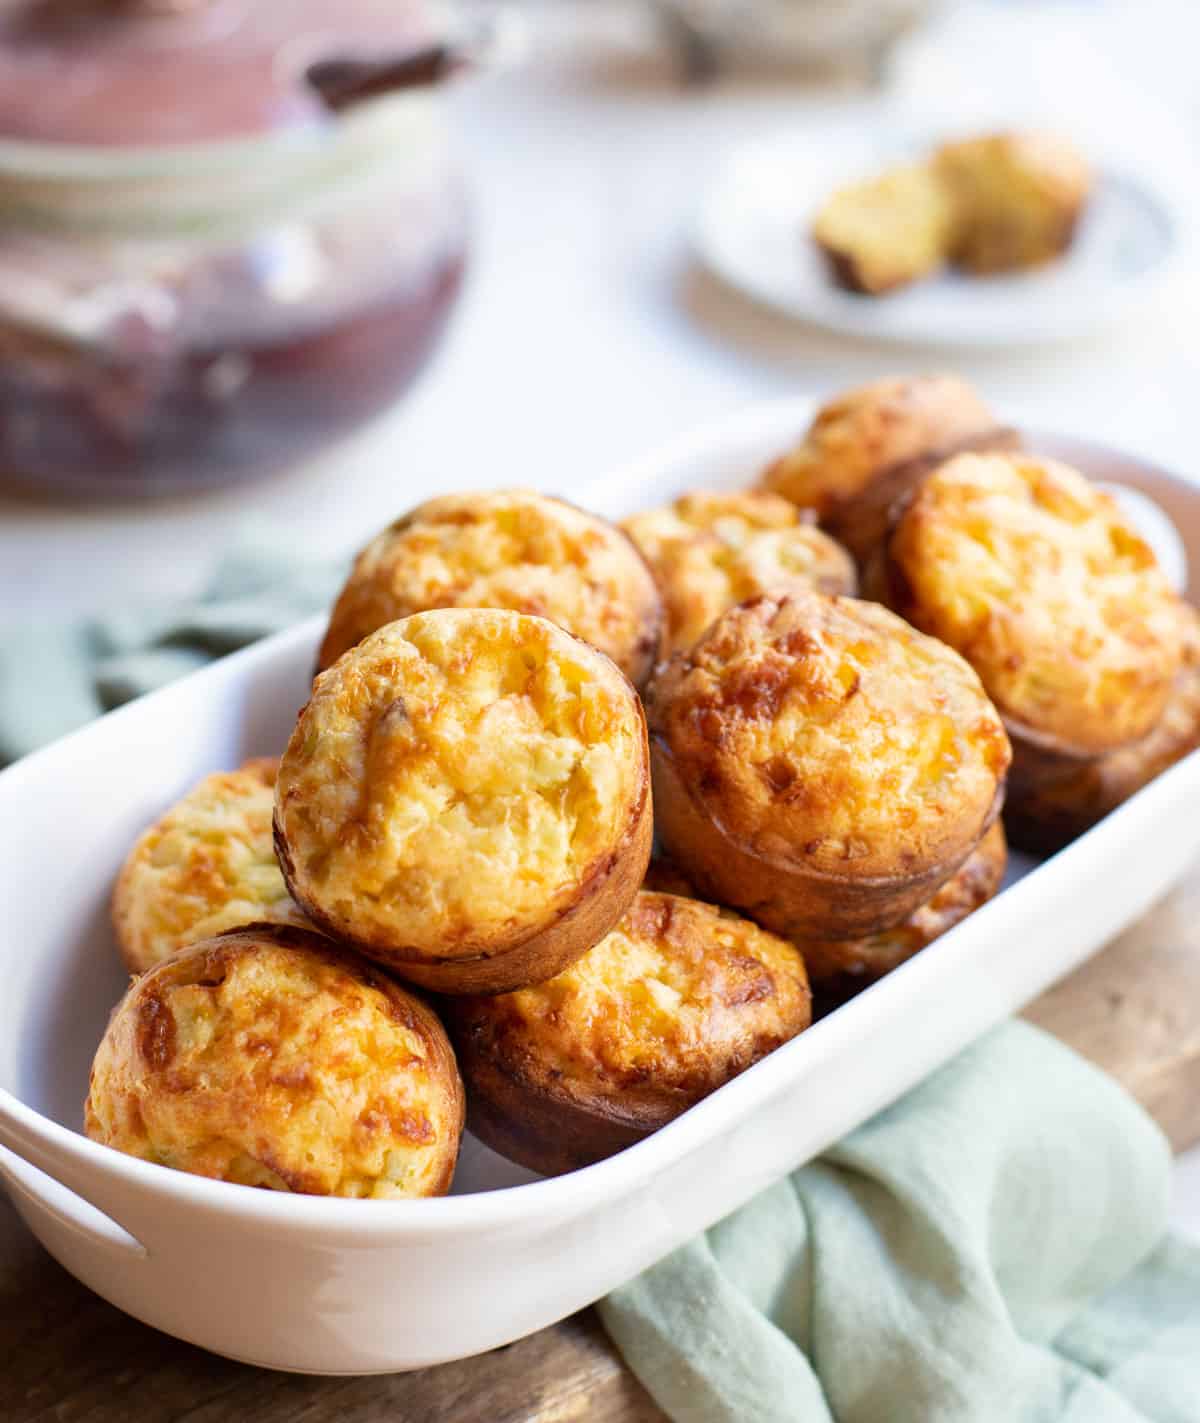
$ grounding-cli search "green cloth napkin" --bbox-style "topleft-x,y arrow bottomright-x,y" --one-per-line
2,551 -> 1197,1420
599,1023 -> 1200,1423
0,536 -> 344,767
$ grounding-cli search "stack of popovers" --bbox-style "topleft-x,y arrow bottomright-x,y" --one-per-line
93,385 -> 1188,1195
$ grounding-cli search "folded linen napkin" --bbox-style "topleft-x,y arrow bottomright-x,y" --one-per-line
0,535 -> 344,767
2,551 -> 1196,1421
599,1021 -> 1200,1423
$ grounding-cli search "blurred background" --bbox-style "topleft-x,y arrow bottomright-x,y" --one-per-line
0,0 -> 1197,625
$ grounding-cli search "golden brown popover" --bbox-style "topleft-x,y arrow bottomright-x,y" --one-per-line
646,590 -> 1011,941
935,131 -> 1092,274
85,926 -> 465,1198
1006,603 -> 1200,854
317,489 -> 663,686
811,163 -> 955,296
621,490 -> 856,655
760,375 -> 1016,564
276,609 -> 652,995
112,758 -> 310,976
881,452 -> 1183,759
649,823 -> 1007,983
800,820 -> 1007,982
447,890 -> 811,1176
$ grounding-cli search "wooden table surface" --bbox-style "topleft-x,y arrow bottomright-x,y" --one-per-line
5,870 -> 1200,1423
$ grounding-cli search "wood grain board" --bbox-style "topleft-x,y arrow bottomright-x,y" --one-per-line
4,863 -> 1200,1423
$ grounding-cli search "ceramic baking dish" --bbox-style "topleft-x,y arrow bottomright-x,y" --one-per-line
1,399 -> 1198,1375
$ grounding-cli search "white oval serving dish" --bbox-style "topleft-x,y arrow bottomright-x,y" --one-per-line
1,399 -> 1198,1374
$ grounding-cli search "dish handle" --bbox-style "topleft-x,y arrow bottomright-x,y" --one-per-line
0,1098 -> 147,1259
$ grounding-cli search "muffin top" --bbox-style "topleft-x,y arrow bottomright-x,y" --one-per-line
278,609 -> 650,959
647,590 -> 1010,882
761,375 -> 997,515
885,453 -> 1183,754
85,927 -> 464,1199
112,758 -> 309,975
454,890 -> 810,1114
317,489 -> 663,685
936,132 -> 1092,211
622,489 -> 856,654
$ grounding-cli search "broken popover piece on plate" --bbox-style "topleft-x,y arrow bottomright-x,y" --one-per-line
317,488 -> 663,687
621,489 -> 856,656
760,375 -> 1017,565
276,608 -> 653,994
86,925 -> 465,1198
810,162 -> 955,297
879,452 -> 1184,765
446,889 -> 811,1176
646,589 -> 1011,941
112,757 -> 310,976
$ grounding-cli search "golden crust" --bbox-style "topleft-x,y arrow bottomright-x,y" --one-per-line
882,452 -> 1183,757
85,926 -> 465,1199
760,375 -> 1012,564
800,820 -> 1007,981
645,824 -> 1008,983
646,590 -> 1010,939
935,131 -> 1091,274
276,609 -> 652,994
447,891 -> 811,1175
317,489 -> 664,687
811,163 -> 955,296
112,758 -> 310,976
621,489 -> 856,655
1006,603 -> 1200,853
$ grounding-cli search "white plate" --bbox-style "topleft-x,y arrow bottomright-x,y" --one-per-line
694,132 -> 1182,348
1,400 -> 1198,1374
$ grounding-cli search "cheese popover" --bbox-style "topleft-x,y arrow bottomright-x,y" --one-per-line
645,823 -> 1007,983
811,162 -> 955,296
276,609 -> 653,994
85,926 -> 464,1198
800,820 -> 1007,982
646,590 -> 1010,940
760,375 -> 1014,564
935,132 -> 1091,274
112,758 -> 309,976
1006,603 -> 1200,854
447,890 -> 811,1175
621,490 -> 856,655
316,489 -> 663,686
882,453 -> 1183,758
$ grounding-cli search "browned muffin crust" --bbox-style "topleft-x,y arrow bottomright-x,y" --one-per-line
112,757 -> 310,975
277,609 -> 652,995
622,489 -> 856,656
881,452 -> 1184,759
649,824 -> 1007,983
1005,603 -> 1200,854
799,820 -> 1007,981
447,890 -> 811,1176
646,590 -> 1011,940
317,489 -> 664,687
86,925 -> 465,1198
760,375 -> 1016,564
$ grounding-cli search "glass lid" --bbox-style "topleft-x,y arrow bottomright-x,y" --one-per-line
0,0 -> 441,148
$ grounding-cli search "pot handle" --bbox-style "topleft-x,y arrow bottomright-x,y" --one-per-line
0,1099 -> 147,1258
